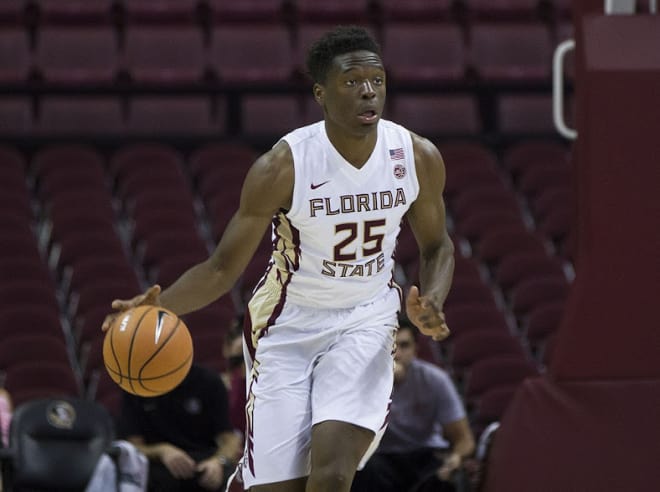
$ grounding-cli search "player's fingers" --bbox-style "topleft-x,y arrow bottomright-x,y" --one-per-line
405,285 -> 421,316
101,314 -> 116,333
144,284 -> 162,304
432,322 -> 451,341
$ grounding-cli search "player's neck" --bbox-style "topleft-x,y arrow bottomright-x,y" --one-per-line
325,124 -> 378,169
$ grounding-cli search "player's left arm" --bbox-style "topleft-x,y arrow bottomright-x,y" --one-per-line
404,133 -> 455,341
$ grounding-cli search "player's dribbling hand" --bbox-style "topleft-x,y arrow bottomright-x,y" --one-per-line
405,285 -> 450,342
101,284 -> 162,333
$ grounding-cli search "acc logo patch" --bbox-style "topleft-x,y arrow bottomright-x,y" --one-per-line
46,400 -> 76,429
393,164 -> 406,179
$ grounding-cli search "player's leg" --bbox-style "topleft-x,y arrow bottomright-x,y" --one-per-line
307,289 -> 400,492
306,420 -> 374,492
250,477 -> 307,492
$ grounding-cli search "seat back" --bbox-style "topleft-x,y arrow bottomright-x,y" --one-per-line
7,397 -> 115,490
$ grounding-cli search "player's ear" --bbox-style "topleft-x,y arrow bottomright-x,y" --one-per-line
313,83 -> 324,105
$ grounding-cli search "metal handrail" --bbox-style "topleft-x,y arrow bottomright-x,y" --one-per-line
552,39 -> 577,140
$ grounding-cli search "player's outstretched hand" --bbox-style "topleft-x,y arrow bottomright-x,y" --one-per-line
101,284 -> 162,333
405,285 -> 450,342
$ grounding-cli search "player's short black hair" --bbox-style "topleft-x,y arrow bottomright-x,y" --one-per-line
305,25 -> 382,84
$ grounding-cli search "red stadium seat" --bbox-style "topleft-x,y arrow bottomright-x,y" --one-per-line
497,94 -> 556,135
63,257 -> 141,301
139,231 -> 208,271
445,279 -> 497,308
475,225 -> 548,266
294,0 -> 373,22
0,335 -> 71,370
494,252 -> 566,293
5,362 -> 82,406
122,0 -> 200,23
525,300 -> 566,349
69,280 -> 142,321
444,303 -> 511,342
37,97 -> 124,136
450,330 -> 526,375
109,142 -> 184,180
502,139 -> 570,182
518,163 -> 571,198
465,355 -> 539,403
469,23 -> 552,82
53,232 -> 128,273
0,280 -> 60,315
131,210 -> 200,249
127,97 -> 222,137
241,95 -> 304,139
188,142 -> 257,184
531,186 -> 571,221
0,231 -> 43,263
0,98 -> 32,136
34,27 -> 118,84
0,28 -> 30,83
124,26 -> 206,84
467,0 -> 545,20
33,144 -> 106,180
191,332 -> 227,373
38,0 -> 115,23
510,276 -> 570,319
0,306 -> 64,339
440,141 -> 499,171
452,185 -> 521,221
379,0 -> 454,20
472,384 -> 519,434
456,210 -> 526,242
0,259 -> 54,290
210,25 -> 294,83
382,23 -> 467,83
388,94 -> 480,136
209,0 -> 285,22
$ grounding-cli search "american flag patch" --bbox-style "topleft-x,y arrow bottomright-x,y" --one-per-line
389,148 -> 404,160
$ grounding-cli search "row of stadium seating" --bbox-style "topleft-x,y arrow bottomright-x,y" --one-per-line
0,0 -> 572,27
0,22 -> 573,86
0,93 -> 568,140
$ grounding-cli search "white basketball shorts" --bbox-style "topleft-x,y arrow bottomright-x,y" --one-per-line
238,286 -> 400,488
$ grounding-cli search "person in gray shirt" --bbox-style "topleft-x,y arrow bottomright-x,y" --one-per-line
352,321 -> 475,492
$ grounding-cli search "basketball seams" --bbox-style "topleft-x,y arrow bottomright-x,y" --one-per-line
136,316 -> 181,392
127,306 -> 155,394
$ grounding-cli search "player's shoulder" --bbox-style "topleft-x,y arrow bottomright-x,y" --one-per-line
251,139 -> 294,182
281,121 -> 325,150
383,119 -> 443,163
409,131 -> 443,163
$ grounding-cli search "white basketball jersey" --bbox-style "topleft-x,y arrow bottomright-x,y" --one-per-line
254,119 -> 418,310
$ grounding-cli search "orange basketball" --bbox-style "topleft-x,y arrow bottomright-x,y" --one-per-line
103,305 -> 193,397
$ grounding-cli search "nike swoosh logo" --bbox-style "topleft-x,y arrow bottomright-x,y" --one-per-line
154,310 -> 170,344
311,180 -> 330,190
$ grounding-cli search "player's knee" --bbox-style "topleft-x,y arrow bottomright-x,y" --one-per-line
308,463 -> 354,490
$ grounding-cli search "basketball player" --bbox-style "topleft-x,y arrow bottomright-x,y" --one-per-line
103,26 -> 454,492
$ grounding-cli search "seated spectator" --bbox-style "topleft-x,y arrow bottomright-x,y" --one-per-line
352,321 -> 475,492
119,363 -> 241,492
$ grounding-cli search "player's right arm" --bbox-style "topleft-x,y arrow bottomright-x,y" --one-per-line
103,142 -> 294,329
